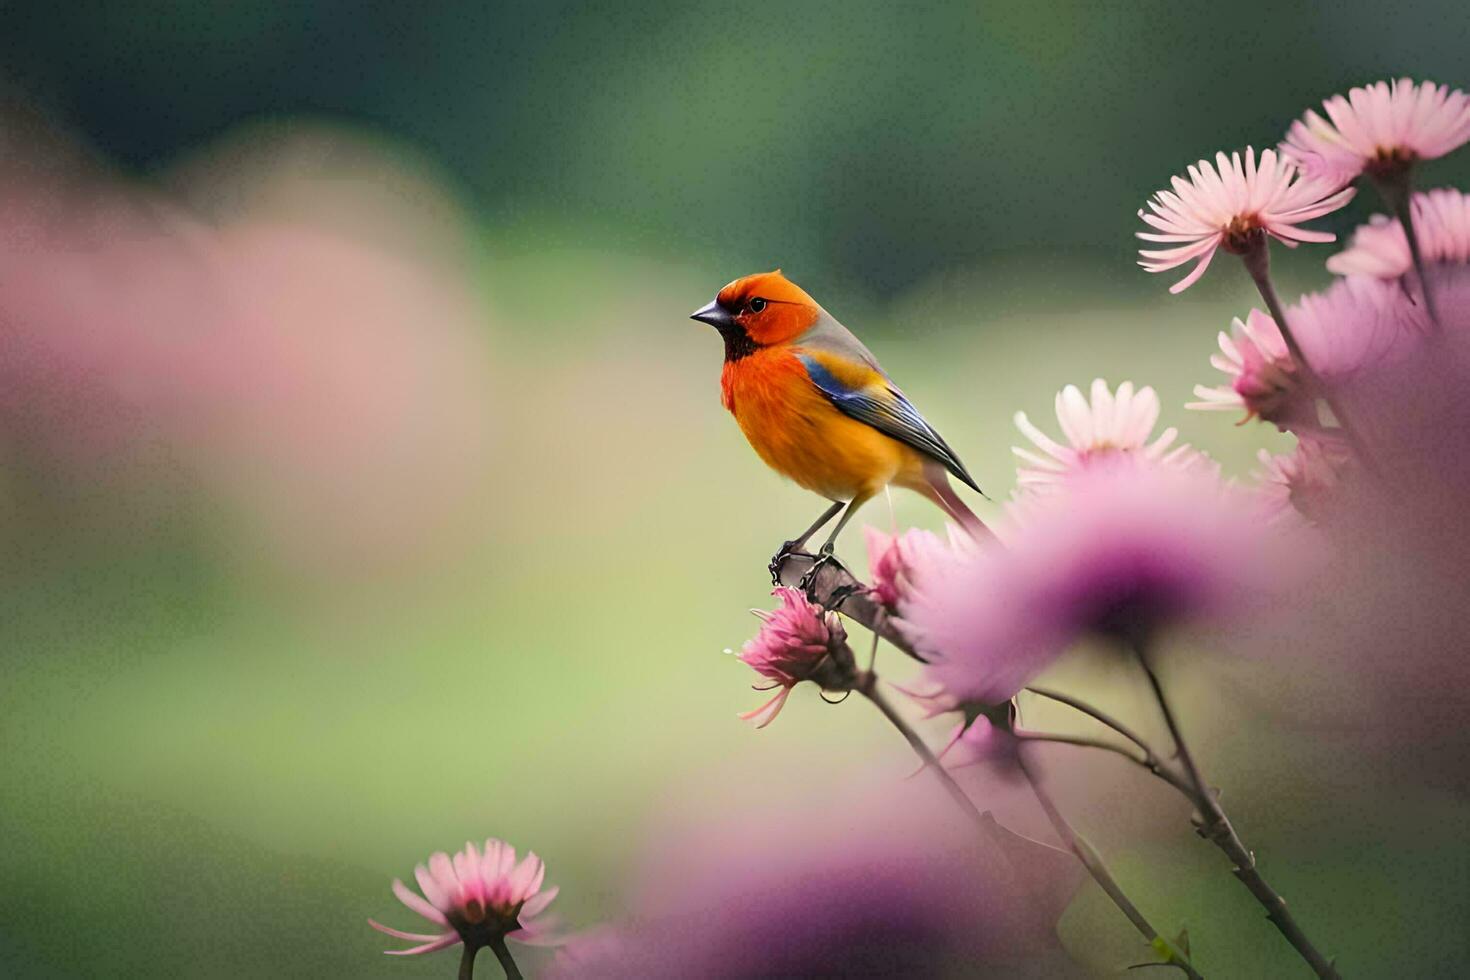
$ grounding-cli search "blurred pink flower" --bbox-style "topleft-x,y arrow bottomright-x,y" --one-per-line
369,839 -> 561,958
0,163 -> 214,473
190,220 -> 498,588
891,685 -> 1019,777
864,526 -> 910,609
1334,263 -> 1470,484
1327,188 -> 1470,278
1013,379 -> 1209,490
1281,78 -> 1470,189
888,678 -> 960,719
1137,147 -> 1354,292
863,525 -> 967,610
901,466 -> 1291,705
548,927 -> 628,974
1253,438 -> 1354,525
933,715 -> 1021,775
1243,271 -> 1470,793
545,787 -> 1084,978
1291,274 -> 1426,386
735,587 -> 849,728
0,113 -> 500,587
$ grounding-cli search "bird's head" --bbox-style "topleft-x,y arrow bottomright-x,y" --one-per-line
690,270 -> 821,357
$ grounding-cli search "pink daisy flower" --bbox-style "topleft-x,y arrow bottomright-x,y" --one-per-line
1327,188 -> 1470,278
1191,278 -> 1423,435
1013,379 -> 1210,490
369,839 -> 561,960
735,587 -> 852,728
1188,309 -> 1311,431
1138,147 -> 1355,292
900,466 -> 1287,705
1281,79 -> 1470,189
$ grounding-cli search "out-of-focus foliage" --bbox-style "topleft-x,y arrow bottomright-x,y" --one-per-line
6,1 -> 1470,298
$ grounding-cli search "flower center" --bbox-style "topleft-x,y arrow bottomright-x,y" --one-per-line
1364,146 -> 1416,183
449,901 -> 524,947
1222,216 -> 1264,254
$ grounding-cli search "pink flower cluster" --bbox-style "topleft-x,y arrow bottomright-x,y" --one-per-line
1122,76 -> 1470,801
1138,78 -> 1470,294
876,75 -> 1470,755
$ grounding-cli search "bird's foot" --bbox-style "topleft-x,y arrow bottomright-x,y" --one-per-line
769,540 -> 813,586
797,545 -> 848,600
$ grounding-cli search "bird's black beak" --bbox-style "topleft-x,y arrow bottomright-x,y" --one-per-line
690,298 -> 735,331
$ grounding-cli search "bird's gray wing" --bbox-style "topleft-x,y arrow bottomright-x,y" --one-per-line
794,314 -> 983,493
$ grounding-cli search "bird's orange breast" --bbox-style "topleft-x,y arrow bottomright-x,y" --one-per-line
722,348 -> 921,501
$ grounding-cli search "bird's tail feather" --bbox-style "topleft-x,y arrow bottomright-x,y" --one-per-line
923,469 -> 993,543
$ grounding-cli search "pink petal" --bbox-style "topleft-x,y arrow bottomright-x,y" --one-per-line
414,864 -> 449,910
384,934 -> 462,956
368,919 -> 450,943
522,885 -> 559,918
1168,244 -> 1218,294
738,687 -> 792,729
392,879 -> 449,926
428,851 -> 458,897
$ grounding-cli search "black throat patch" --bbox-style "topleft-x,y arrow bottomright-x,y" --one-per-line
719,324 -> 759,363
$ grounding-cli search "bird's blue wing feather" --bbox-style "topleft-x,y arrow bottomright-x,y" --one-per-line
798,354 -> 982,493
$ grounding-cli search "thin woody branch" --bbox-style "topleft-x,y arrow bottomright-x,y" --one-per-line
1136,652 -> 1340,979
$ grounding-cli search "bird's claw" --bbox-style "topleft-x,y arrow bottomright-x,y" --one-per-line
797,546 -> 847,600
769,540 -> 809,586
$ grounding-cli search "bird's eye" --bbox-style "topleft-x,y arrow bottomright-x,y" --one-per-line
749,297 -> 767,313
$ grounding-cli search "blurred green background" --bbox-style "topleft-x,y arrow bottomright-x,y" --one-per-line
2,2 -> 1468,977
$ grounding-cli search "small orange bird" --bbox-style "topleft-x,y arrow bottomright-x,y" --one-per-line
690,270 -> 988,563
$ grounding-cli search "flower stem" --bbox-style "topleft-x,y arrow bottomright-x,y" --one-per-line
860,674 -> 1200,977
1023,686 -> 1194,795
1240,238 -> 1378,472
1135,652 -> 1340,979
1026,686 -> 1155,754
1372,171 -> 1439,329
1014,737 -> 1202,978
857,671 -> 1054,916
486,937 -> 523,980
459,942 -> 478,980
1013,730 -> 1196,800
856,671 -> 988,830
